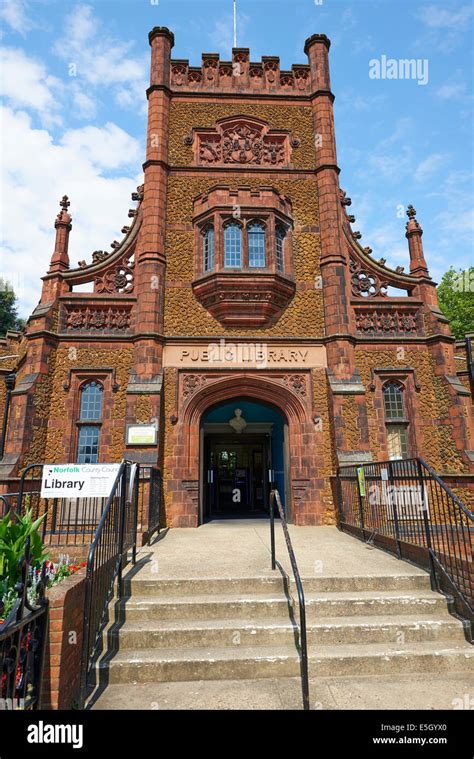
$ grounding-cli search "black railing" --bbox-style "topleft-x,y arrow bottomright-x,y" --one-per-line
137,466 -> 162,544
269,489 -> 309,711
0,537 -> 49,710
12,464 -> 112,545
0,493 -> 16,518
79,461 -> 139,707
337,458 -> 473,632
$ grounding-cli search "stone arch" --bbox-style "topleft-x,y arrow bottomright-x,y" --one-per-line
165,373 -> 324,527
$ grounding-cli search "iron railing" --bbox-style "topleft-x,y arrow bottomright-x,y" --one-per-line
269,489 -> 309,710
136,466 -> 162,544
0,494 -> 16,518
337,458 -> 473,633
79,461 -> 139,707
0,537 -> 49,710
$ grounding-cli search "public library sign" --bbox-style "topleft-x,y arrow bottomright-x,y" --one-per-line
163,340 -> 327,370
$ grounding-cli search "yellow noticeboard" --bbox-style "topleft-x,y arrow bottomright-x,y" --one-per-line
357,467 -> 366,497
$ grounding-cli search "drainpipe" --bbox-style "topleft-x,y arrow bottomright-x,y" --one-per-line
0,372 -> 16,459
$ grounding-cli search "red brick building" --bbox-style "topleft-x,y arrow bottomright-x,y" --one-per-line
1,28 -> 473,526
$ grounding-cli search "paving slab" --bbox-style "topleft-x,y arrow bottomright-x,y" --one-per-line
131,523 -> 428,581
92,673 -> 474,711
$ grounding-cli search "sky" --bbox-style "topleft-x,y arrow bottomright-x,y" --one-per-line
0,0 -> 473,319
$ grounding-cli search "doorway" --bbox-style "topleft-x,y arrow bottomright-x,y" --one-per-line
204,434 -> 271,519
200,398 -> 289,523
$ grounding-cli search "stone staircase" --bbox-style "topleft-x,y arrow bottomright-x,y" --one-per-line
93,568 -> 473,704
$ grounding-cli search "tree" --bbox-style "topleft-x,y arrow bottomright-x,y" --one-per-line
437,267 -> 474,340
0,280 -> 25,336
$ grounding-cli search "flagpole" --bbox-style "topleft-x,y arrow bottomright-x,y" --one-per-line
234,0 -> 237,48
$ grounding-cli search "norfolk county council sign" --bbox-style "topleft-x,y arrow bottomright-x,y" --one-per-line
41,464 -> 121,498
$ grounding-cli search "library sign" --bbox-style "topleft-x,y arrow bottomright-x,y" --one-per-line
41,464 -> 121,499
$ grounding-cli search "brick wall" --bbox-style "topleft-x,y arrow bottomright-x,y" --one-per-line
41,568 -> 86,710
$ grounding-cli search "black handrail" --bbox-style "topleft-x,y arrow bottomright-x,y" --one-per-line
269,489 -> 310,711
79,461 -> 139,707
337,457 -> 473,633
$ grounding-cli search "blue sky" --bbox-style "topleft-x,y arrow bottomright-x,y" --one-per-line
1,0 -> 473,318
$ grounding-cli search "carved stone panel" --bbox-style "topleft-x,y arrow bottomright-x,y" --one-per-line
192,117 -> 296,168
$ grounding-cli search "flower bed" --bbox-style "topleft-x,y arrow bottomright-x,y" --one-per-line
1,509 -> 89,709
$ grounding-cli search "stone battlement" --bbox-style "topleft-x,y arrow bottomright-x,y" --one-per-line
169,50 -> 311,94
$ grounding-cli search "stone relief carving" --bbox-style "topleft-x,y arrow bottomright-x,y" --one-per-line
193,118 -> 294,167
182,374 -> 207,400
95,255 -> 134,294
355,310 -> 420,335
63,306 -> 132,333
282,374 -> 307,397
350,257 -> 388,298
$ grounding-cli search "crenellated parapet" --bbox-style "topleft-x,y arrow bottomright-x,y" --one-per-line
168,49 -> 311,96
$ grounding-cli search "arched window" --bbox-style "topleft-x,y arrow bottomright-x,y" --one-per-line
247,222 -> 266,268
224,223 -> 242,268
383,382 -> 409,460
275,225 -> 286,272
203,225 -> 215,272
77,381 -> 103,463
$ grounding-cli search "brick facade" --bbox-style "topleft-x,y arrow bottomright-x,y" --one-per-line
1,27 -> 473,525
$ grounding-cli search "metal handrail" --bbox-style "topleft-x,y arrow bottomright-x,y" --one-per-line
79,460 -> 139,707
269,489 -> 310,711
337,457 -> 473,630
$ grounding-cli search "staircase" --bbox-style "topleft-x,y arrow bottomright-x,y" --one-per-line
92,564 -> 473,707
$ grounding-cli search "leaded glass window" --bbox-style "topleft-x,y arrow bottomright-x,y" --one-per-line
224,223 -> 242,268
77,426 -> 100,464
77,381 -> 103,464
383,382 -> 409,460
248,222 -> 266,268
203,226 -> 215,272
383,382 -> 405,419
276,225 -> 285,272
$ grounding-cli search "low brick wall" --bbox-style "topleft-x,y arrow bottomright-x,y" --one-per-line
41,568 -> 87,710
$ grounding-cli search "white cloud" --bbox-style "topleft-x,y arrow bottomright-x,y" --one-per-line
0,0 -> 34,36
207,11 -> 250,57
60,123 -> 142,170
414,152 -> 449,183
414,4 -> 473,53
435,82 -> 467,100
53,4 -> 148,114
416,4 -> 473,29
0,47 -> 61,122
0,106 -> 143,318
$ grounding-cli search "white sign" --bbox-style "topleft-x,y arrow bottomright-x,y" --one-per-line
126,425 -> 158,446
41,464 -> 121,499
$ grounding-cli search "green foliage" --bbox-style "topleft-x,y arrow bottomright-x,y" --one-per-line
0,279 -> 25,335
437,267 -> 474,340
0,509 -> 48,590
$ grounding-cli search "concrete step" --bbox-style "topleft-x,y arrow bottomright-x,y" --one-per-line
119,589 -> 449,623
118,594 -> 292,621
124,573 -> 430,597
304,590 -> 450,618
102,640 -> 474,684
124,576 -> 286,597
109,615 -> 465,650
91,672 -> 474,711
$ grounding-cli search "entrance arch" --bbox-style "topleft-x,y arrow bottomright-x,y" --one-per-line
164,372 -> 322,527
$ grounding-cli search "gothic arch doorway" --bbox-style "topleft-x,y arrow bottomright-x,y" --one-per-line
166,372 -> 319,527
